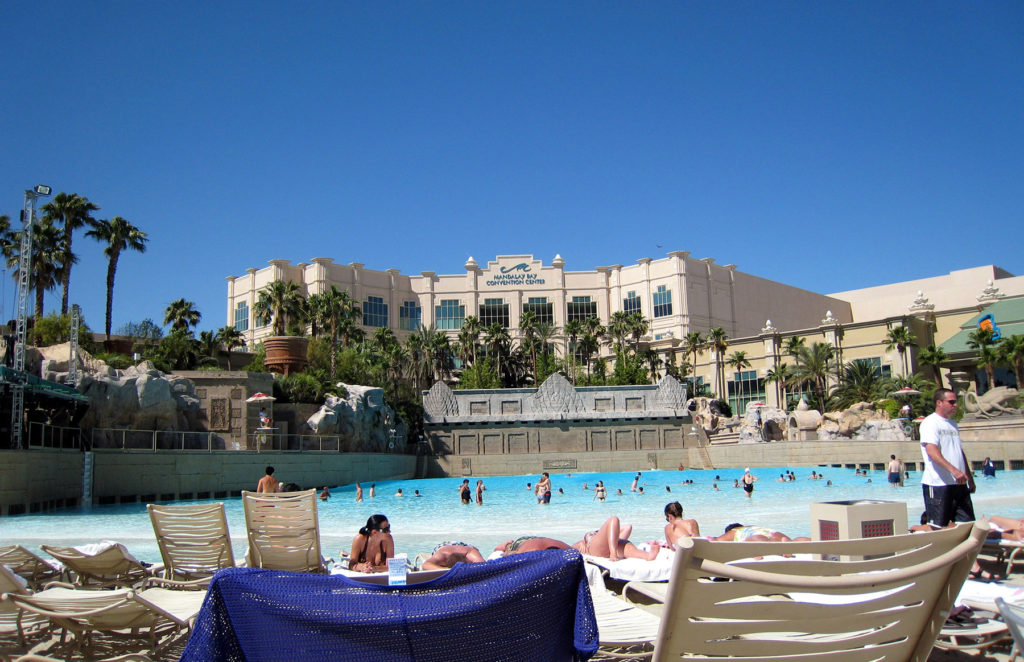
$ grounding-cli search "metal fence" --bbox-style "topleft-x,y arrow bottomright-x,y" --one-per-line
25,422 -> 403,454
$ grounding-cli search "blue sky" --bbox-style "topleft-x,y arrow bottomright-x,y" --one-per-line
2,1 -> 1021,335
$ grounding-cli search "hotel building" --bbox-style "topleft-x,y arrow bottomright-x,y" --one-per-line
227,255 -> 1024,415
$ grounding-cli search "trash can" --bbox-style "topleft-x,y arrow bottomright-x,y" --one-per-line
810,500 -> 908,561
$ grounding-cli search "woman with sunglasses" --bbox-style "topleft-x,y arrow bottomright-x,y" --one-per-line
348,514 -> 395,572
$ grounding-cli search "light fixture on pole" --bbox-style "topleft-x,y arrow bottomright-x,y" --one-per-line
10,184 -> 52,450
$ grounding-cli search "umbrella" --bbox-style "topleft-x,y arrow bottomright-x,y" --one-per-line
889,387 -> 921,398
748,401 -> 767,407
246,392 -> 276,403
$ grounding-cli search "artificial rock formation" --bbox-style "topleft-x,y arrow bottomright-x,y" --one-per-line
305,383 -> 405,451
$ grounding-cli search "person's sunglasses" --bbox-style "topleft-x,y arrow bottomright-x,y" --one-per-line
945,399 -> 957,405
378,526 -> 391,533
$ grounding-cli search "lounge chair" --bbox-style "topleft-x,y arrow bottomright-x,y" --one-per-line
180,548 -> 598,661
40,543 -> 153,589
997,597 -> 1024,662
0,545 -> 63,590
147,502 -> 235,585
241,489 -> 326,573
610,521 -> 987,662
581,559 -> 662,659
0,564 -> 51,647
3,584 -> 205,658
982,537 -> 1024,577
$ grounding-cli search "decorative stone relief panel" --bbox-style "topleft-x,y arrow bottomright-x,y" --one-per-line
655,375 -> 687,409
209,398 -> 230,431
423,381 -> 459,418
531,373 -> 585,414
625,397 -> 644,411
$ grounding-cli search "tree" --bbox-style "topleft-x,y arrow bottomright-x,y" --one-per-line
831,359 -> 885,409
765,363 -> 792,407
999,335 -> 1024,390
967,327 -> 997,392
564,319 -> 583,384
706,327 -> 729,398
883,326 -> 917,376
519,310 -> 539,381
4,217 -> 64,344
253,280 -> 306,336
307,286 -> 358,380
40,192 -> 99,315
791,342 -> 836,412
578,332 -> 601,382
85,217 -> 148,339
917,344 -> 948,388
164,298 -> 201,333
606,311 -> 632,352
483,323 -> 511,385
784,336 -> 806,358
217,325 -> 245,370
461,315 -> 482,364
627,313 -> 649,352
642,348 -> 663,382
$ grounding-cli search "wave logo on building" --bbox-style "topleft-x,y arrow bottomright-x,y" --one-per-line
499,263 -> 531,274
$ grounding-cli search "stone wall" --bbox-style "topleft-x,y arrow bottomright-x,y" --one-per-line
175,371 -> 274,448
0,449 -> 82,515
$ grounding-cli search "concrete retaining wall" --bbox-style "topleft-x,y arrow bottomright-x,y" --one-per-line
0,450 -> 416,516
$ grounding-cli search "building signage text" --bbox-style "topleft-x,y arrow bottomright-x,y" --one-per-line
486,262 -> 546,287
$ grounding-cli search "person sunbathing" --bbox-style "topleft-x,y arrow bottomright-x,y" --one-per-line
982,515 -> 1024,541
663,501 -> 700,549
420,542 -> 485,570
495,536 -> 571,555
348,514 -> 394,572
713,523 -> 809,542
572,516 -> 661,562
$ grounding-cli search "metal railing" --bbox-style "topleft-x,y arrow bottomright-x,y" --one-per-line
23,423 -> 406,454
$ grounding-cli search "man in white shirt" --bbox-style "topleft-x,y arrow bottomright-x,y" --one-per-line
919,388 -> 975,526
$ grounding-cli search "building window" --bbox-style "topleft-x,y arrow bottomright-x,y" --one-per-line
363,296 -> 388,328
864,357 -> 892,379
567,296 -> 598,323
435,299 -> 465,330
728,370 -> 765,415
480,298 -> 509,328
399,301 -> 421,331
234,301 -> 249,331
623,291 -> 641,315
523,297 -> 553,325
653,285 -> 672,318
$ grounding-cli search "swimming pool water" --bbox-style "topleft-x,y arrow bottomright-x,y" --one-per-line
2,466 -> 1022,565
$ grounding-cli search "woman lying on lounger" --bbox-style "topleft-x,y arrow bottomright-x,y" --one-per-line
495,536 -> 571,555
348,514 -> 394,572
712,523 -> 809,542
572,516 -> 661,562
420,542 -> 485,570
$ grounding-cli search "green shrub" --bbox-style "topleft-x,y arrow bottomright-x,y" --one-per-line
876,398 -> 900,419
93,352 -> 133,370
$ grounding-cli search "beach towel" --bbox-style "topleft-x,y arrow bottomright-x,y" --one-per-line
182,548 -> 598,662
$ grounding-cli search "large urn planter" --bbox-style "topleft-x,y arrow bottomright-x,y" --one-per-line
263,336 -> 309,376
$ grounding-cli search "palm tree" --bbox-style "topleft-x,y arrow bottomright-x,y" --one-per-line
164,298 -> 201,333
917,344 -> 948,388
307,285 -> 356,379
85,216 -> 148,339
642,348 -> 662,382
199,330 -> 219,359
462,315 -> 482,363
784,336 -> 806,358
519,310 -> 539,380
484,323 -> 511,384
253,280 -> 305,336
706,327 -> 729,399
628,313 -> 649,352
40,192 -> 99,315
831,359 -> 885,409
791,342 -> 836,412
976,345 -> 1000,392
883,326 -> 917,376
998,335 -> 1024,390
4,217 -> 64,343
217,325 -> 245,370
578,332 -> 601,382
606,311 -> 632,352
967,327 -> 997,392
764,362 -> 792,408
564,319 -> 583,383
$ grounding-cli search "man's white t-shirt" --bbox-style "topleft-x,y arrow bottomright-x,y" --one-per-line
919,412 -> 966,487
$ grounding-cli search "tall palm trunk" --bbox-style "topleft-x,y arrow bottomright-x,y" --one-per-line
105,252 -> 119,339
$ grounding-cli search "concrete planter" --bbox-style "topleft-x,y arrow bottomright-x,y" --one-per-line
263,336 -> 309,376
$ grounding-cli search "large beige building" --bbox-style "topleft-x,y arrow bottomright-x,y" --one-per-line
227,256 -> 1024,414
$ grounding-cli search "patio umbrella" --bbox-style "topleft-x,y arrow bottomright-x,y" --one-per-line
245,392 -> 276,403
889,387 -> 921,398
748,401 -> 767,407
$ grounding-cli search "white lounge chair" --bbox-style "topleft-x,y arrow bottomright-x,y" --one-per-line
148,502 -> 235,585
0,564 -> 50,647
41,543 -> 153,589
241,489 -> 326,573
997,597 -> 1024,662
0,545 -> 63,590
609,521 -> 987,661
3,584 -> 205,658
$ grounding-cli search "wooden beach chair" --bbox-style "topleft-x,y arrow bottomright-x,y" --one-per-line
0,564 -> 51,647
0,545 -> 63,590
40,544 -> 153,589
148,502 -> 235,586
241,489 -> 326,573
3,584 -> 205,658
606,522 -> 987,662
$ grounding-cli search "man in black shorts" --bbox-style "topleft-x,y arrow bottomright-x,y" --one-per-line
919,388 -> 974,526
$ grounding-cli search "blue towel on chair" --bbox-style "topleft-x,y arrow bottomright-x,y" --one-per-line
182,548 -> 598,662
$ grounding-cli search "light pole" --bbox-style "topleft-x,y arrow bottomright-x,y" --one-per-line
10,184 -> 51,449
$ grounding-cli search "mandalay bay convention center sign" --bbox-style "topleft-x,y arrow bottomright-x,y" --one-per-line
484,258 -> 548,287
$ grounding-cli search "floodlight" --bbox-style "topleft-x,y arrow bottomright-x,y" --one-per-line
33,185 -> 51,196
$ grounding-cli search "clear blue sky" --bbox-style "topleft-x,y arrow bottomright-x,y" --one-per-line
2,1 -> 1021,335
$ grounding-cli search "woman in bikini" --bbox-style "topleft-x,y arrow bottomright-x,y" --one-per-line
572,516 -> 661,562
348,514 -> 395,572
663,501 -> 700,549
